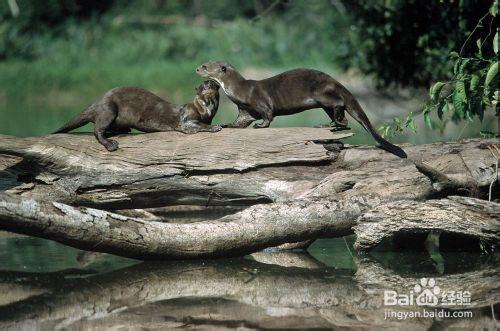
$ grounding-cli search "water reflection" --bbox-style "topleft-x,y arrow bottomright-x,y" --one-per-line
0,236 -> 497,330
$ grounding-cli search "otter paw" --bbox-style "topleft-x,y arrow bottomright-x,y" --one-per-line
105,140 -> 119,152
330,125 -> 351,132
253,122 -> 269,129
210,125 -> 222,132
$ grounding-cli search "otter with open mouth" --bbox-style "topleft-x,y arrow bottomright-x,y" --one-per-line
53,80 -> 222,151
196,61 -> 406,158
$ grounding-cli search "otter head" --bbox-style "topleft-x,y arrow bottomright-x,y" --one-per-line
195,61 -> 238,95
194,80 -> 220,122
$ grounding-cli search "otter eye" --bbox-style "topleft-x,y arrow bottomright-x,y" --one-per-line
221,66 -> 226,73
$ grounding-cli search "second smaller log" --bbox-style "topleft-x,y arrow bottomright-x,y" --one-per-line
353,196 -> 500,251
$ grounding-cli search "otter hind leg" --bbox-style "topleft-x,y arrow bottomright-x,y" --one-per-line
94,104 -> 120,152
106,125 -> 131,136
316,104 -> 350,131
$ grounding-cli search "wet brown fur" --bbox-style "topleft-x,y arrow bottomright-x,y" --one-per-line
53,81 -> 221,151
196,61 -> 406,158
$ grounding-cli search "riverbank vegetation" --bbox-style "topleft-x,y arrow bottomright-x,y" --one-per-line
0,0 -> 497,138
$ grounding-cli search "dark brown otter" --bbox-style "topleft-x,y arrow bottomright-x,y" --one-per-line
53,80 -> 221,151
196,61 -> 407,158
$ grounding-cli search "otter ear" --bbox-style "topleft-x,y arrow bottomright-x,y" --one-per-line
221,66 -> 227,73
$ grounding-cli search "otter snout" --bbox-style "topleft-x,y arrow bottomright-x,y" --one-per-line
196,65 -> 208,76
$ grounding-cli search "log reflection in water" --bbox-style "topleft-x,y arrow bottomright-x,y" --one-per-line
0,252 -> 497,330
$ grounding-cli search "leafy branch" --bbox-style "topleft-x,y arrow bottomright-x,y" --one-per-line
380,0 -> 499,139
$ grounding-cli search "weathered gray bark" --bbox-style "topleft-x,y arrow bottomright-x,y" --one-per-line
0,255 -> 496,330
354,196 -> 500,251
0,129 -> 351,208
0,192 -> 353,259
1,130 -> 496,210
0,132 -> 498,258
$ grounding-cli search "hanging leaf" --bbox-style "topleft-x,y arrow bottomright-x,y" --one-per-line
453,80 -> 467,119
424,110 -> 432,128
454,79 -> 468,103
430,81 -> 446,103
469,74 -> 480,91
494,30 -> 498,54
485,61 -> 498,87
437,101 -> 448,120
459,58 -> 472,73
490,0 -> 498,16
453,59 -> 461,75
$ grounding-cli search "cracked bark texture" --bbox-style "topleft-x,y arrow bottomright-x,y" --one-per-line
0,129 -> 351,208
354,197 -> 500,250
0,130 -> 498,258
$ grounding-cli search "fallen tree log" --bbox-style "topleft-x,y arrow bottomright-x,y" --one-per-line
0,129 -> 350,208
354,196 -> 500,251
0,131 -> 498,258
0,131 -> 496,210
0,192 -> 498,259
0,192 -> 355,259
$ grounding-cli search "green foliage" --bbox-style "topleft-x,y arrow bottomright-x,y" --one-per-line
0,0 -> 349,65
379,112 -> 417,139
380,0 -> 499,138
423,1 -> 498,132
339,0 -> 494,88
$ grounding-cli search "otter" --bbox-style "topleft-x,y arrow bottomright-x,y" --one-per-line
196,61 -> 407,158
53,80 -> 222,151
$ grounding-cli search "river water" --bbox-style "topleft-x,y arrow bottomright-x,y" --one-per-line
0,233 -> 497,329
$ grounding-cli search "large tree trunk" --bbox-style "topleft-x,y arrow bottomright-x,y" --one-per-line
0,129 -> 498,259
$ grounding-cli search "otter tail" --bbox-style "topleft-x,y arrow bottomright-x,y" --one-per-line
342,91 -> 407,158
53,109 -> 92,134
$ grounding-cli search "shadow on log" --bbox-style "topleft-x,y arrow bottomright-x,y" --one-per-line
0,253 -> 497,330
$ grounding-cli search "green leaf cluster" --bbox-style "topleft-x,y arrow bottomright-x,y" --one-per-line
425,41 -> 498,128
381,0 -> 499,138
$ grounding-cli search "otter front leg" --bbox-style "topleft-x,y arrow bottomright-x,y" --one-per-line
223,108 -> 256,128
180,121 -> 222,134
253,107 -> 273,128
